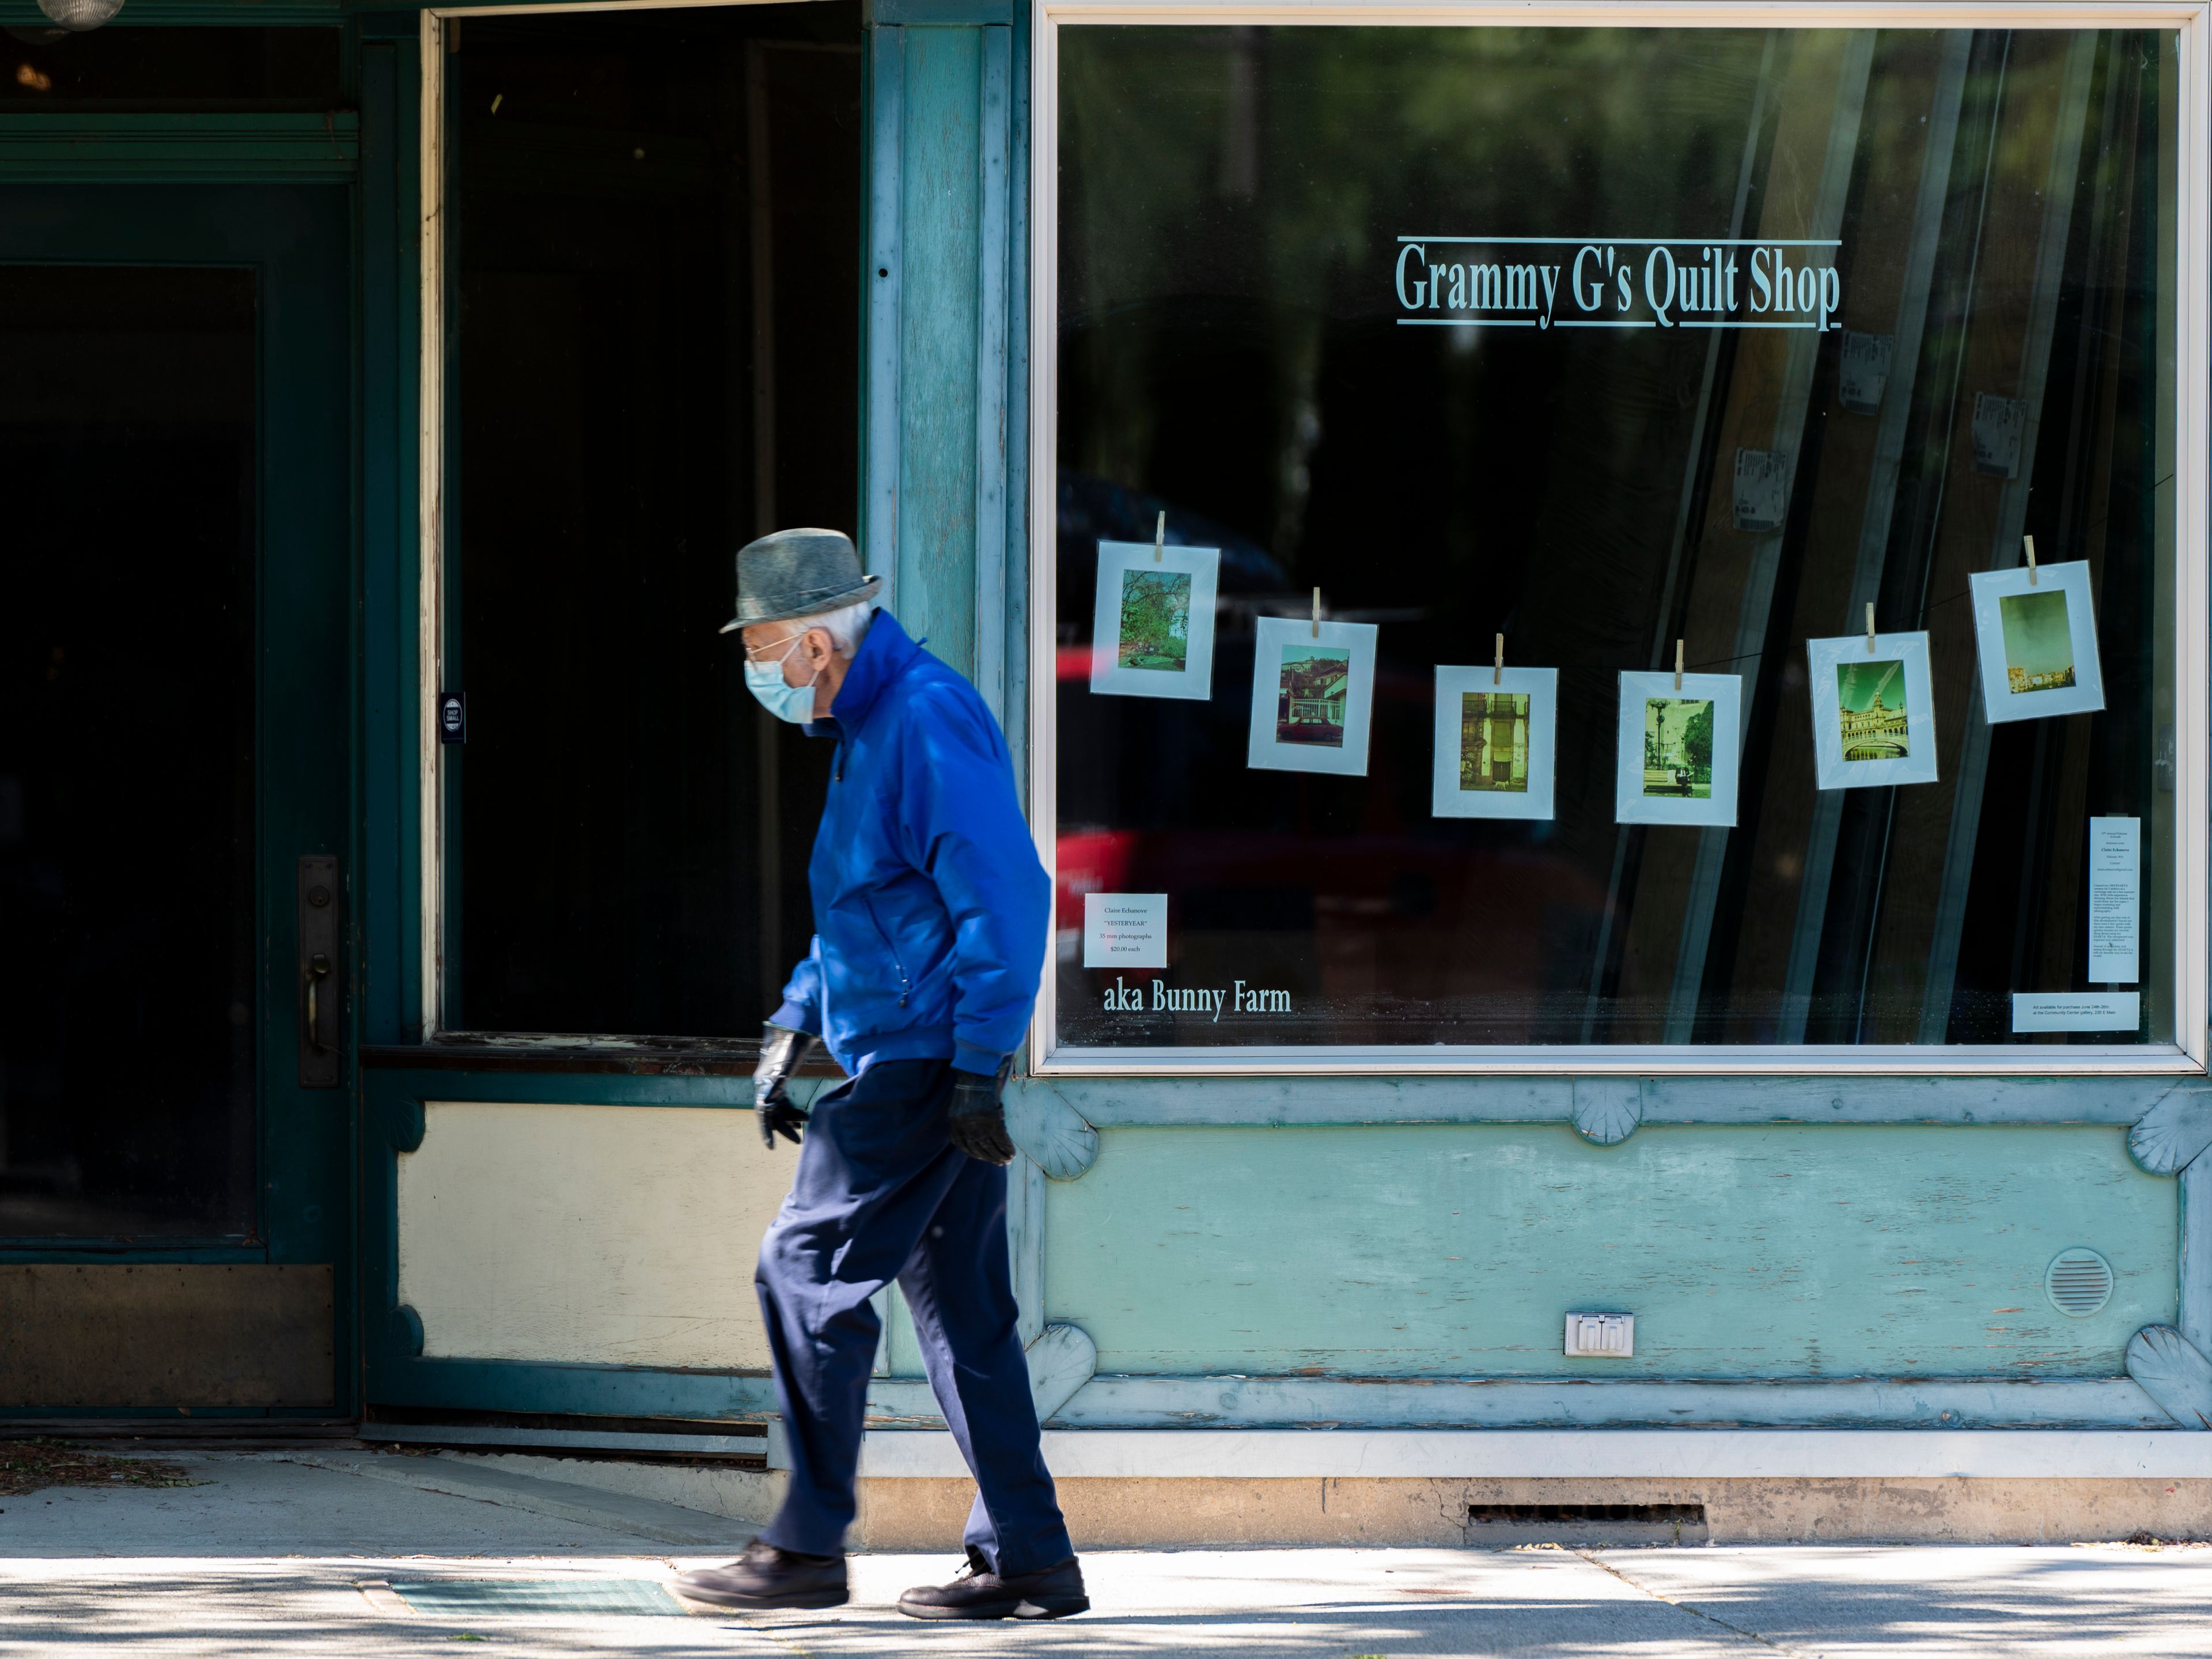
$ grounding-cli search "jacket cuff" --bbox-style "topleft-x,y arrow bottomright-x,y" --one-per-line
952,1041 -> 1004,1077
771,1001 -> 823,1037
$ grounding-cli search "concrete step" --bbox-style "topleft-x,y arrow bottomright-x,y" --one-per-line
272,1450 -> 753,1547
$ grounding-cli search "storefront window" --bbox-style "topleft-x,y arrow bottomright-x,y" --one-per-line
442,3 -> 860,1037
1050,25 -> 2184,1056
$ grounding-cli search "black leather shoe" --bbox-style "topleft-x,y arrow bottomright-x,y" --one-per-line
897,1548 -> 1088,1620
673,1539 -> 849,1611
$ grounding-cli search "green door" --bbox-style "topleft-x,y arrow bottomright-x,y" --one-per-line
0,184 -> 354,1418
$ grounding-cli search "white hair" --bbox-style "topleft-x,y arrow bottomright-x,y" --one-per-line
808,600 -> 874,657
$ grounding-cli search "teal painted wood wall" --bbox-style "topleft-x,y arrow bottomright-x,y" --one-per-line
867,10 -> 1015,710
344,0 -> 2209,1433
1045,1126 -> 2176,1380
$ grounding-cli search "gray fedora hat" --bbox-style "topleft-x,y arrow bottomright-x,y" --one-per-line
719,528 -> 882,633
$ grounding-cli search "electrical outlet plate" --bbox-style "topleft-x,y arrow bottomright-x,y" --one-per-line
1564,1312 -> 1634,1358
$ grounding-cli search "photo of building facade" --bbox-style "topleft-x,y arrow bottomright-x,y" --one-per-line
1276,647 -> 1350,746
1459,691 -> 1529,791
1836,658 -> 1911,761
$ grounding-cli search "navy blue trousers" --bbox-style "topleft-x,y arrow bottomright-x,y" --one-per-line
754,1058 -> 1073,1573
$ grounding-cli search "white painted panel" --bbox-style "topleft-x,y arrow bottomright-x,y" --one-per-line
399,1102 -> 787,1369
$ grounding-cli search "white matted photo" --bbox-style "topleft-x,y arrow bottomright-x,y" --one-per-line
1614,671 -> 1742,827
1247,616 -> 1378,777
1432,665 -> 1557,820
1089,539 -> 1220,700
1968,560 -> 2105,724
1804,631 -> 1939,790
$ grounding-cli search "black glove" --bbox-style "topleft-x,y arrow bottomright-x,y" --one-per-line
754,1022 -> 817,1149
947,1060 -> 1018,1165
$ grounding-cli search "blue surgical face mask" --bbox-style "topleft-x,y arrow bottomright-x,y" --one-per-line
745,633 -> 820,724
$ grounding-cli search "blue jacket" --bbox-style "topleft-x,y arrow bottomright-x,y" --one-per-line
771,609 -> 1050,1077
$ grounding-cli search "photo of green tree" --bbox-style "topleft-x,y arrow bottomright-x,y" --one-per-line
1998,589 -> 2076,694
1643,697 -> 1713,798
1116,568 -> 1192,671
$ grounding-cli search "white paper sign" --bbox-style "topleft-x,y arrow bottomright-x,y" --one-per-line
2087,816 -> 2140,984
1972,392 -> 2025,477
2012,992 -> 2140,1033
1732,448 -> 1788,532
1084,892 -> 1168,969
1838,330 -> 1892,415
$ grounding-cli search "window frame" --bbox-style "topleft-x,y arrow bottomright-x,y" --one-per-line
412,0 -> 851,1054
1024,0 -> 2212,1077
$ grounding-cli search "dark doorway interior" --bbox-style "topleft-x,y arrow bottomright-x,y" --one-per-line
0,264 -> 257,1238
448,2 -> 862,1037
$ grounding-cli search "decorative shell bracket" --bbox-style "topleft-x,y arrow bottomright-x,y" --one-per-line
2128,1085 -> 2212,1176
1572,1079 -> 1643,1146
1006,1083 -> 1100,1180
2127,1324 -> 2212,1429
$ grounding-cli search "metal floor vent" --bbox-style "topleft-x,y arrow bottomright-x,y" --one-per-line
390,1580 -> 687,1618
1469,1503 -> 1705,1524
2046,1248 -> 2116,1317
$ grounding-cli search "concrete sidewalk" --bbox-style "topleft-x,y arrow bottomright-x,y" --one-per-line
0,1450 -> 2206,1656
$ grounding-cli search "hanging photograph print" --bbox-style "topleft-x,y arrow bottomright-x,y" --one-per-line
1247,615 -> 1378,777
1804,631 -> 1939,790
1968,560 -> 2105,724
1613,671 -> 1742,827
1432,665 -> 1558,820
1089,539 -> 1221,700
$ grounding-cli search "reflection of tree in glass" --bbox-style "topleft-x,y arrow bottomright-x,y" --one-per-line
1059,27 -> 1767,571
1116,568 -> 1192,670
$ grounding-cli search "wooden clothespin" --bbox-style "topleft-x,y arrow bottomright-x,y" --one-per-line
1674,639 -> 1684,691
1312,587 -> 1321,639
1494,633 -> 1505,686
1154,510 -> 1165,562
2024,533 -> 2037,585
1866,601 -> 1877,654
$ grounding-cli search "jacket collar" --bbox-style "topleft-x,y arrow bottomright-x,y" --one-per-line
824,608 -> 919,732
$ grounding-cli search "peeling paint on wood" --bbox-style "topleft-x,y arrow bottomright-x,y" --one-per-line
1046,1126 -> 2175,1380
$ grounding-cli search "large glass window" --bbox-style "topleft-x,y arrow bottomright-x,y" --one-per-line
442,3 -> 860,1039
1050,25 -> 2186,1057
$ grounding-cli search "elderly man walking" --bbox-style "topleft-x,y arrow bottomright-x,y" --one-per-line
675,529 -> 1084,1622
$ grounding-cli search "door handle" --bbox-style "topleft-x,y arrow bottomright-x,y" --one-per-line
306,953 -> 331,1053
297,856 -> 340,1088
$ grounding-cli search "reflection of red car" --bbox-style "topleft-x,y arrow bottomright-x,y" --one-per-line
1052,827 -> 1609,1026
1055,828 -> 1140,931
